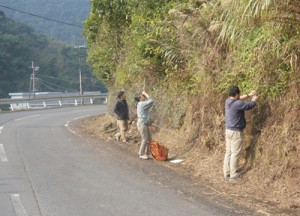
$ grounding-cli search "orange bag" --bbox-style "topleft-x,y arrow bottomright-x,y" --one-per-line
149,141 -> 168,161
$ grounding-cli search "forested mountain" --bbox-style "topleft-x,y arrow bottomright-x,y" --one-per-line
0,0 -> 90,44
0,11 -> 106,98
84,0 -> 300,213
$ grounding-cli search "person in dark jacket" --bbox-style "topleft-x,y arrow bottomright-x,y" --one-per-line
224,86 -> 259,180
114,91 -> 129,143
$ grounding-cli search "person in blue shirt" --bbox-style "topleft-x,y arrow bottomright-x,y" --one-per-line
224,86 -> 259,180
135,91 -> 153,160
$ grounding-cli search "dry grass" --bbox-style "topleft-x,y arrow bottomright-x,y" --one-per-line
78,105 -> 299,215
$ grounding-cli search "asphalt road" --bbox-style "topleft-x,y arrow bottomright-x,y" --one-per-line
0,105 -> 255,216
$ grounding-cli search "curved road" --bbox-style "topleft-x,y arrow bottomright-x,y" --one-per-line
0,105 -> 254,216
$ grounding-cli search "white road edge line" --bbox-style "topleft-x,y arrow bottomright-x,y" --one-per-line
15,115 -> 40,122
66,126 -> 77,134
10,194 -> 28,216
66,127 -> 76,134
0,126 -> 3,134
73,115 -> 90,121
65,115 -> 90,134
64,121 -> 70,127
0,144 -> 8,162
64,121 -> 76,134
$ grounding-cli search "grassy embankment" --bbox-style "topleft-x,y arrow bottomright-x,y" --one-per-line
83,0 -> 300,212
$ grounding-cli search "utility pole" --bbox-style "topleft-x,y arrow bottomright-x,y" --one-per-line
29,61 -> 39,97
74,44 -> 86,105
78,47 -> 83,105
79,56 -> 83,96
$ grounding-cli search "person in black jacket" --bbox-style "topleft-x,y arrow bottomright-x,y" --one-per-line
114,91 -> 129,143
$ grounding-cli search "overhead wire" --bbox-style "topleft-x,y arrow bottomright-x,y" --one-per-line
38,74 -> 79,84
0,4 -> 108,93
0,2 -> 190,149
39,80 -> 62,92
38,78 -> 77,92
0,4 -> 83,29
39,74 -> 107,89
0,4 -> 108,92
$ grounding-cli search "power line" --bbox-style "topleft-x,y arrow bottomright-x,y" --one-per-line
38,78 -> 77,92
39,80 -> 62,92
39,74 -> 79,84
0,4 -> 83,29
39,74 -> 107,89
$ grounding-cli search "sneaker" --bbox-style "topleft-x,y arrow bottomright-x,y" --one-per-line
224,174 -> 230,180
230,173 -> 241,180
115,135 -> 120,141
139,155 -> 148,160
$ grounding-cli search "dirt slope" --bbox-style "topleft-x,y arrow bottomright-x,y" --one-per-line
77,114 -> 299,216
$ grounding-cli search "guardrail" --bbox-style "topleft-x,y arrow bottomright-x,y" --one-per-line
0,94 -> 108,111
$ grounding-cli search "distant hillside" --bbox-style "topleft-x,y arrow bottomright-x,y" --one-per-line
0,0 -> 89,45
0,11 -> 106,98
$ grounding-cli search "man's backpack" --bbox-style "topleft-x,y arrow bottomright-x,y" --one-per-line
149,141 -> 168,161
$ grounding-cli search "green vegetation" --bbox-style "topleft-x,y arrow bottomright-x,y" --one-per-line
84,2 -> 300,208
0,11 -> 107,98
84,0 -> 300,100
